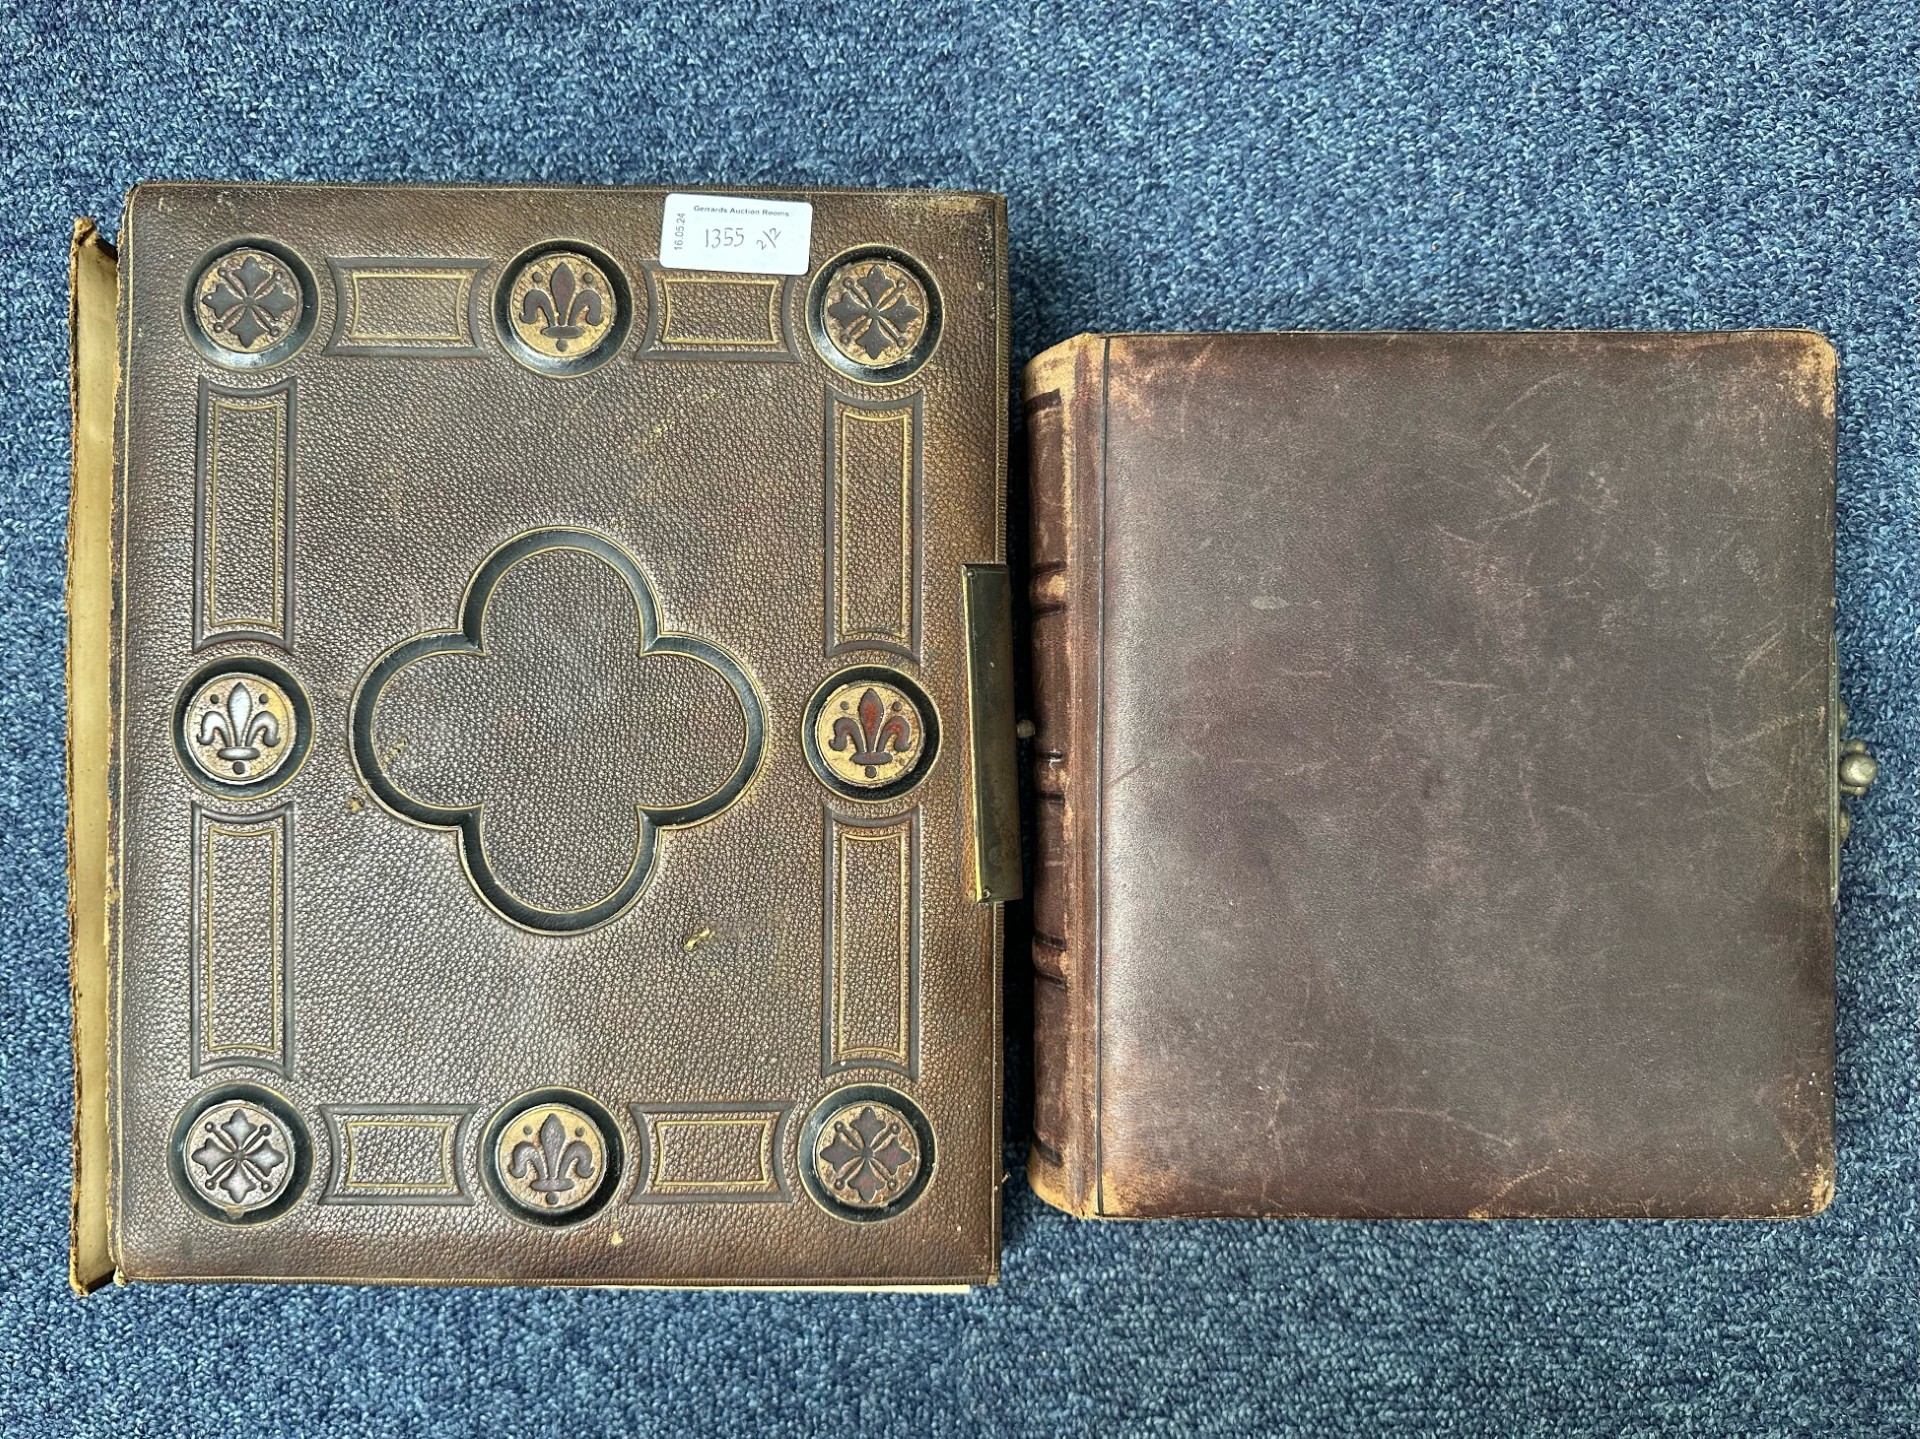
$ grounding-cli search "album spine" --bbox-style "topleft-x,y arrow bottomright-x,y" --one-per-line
68,218 -> 120,1293
1022,335 -> 1104,1218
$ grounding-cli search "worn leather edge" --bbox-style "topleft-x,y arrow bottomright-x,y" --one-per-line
124,179 -> 1009,202
68,218 -> 118,1294
1081,334 -> 1111,1220
1812,334 -> 1841,913
1021,333 -> 1105,1218
1804,329 -> 1840,1218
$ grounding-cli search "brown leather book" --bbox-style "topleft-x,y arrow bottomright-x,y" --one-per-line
1024,331 -> 1847,1219
67,184 -> 1017,1290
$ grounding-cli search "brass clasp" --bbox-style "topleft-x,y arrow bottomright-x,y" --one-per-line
1837,701 -> 1878,842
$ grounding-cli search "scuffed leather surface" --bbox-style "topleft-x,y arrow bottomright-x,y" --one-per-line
1035,330 -> 1835,1218
112,184 -> 1005,1284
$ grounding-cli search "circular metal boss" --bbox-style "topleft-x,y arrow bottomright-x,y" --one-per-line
170,1083 -> 312,1225
186,240 -> 316,369
496,242 -> 632,375
798,1084 -> 935,1223
803,666 -> 939,803
481,1088 -> 623,1226
173,655 -> 312,799
807,246 -> 942,383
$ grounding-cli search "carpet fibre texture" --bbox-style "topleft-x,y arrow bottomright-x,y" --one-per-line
2,4 -> 1914,1434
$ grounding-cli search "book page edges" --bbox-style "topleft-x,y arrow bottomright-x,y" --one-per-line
69,218 -> 117,1294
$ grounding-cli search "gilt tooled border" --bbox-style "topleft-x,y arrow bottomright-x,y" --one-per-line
822,388 -> 923,662
627,1101 -> 796,1205
347,527 -> 767,934
188,800 -> 294,1078
323,257 -> 490,357
820,806 -> 922,1081
318,1104 -> 477,1206
637,263 -> 802,361
194,376 -> 295,651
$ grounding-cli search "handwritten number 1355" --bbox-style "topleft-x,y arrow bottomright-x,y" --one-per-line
703,227 -> 745,248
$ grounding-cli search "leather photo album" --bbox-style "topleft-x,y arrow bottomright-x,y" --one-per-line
70,186 -> 1863,1290
1023,331 -> 1849,1220
68,184 -> 1018,1291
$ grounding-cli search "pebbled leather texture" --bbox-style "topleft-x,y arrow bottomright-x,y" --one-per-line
104,184 -> 1006,1284
1025,330 -> 1837,1219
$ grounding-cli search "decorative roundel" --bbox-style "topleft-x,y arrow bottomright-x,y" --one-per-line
799,1084 -> 935,1223
173,655 -> 312,799
803,666 -> 939,802
170,1083 -> 312,1225
807,246 -> 942,383
480,1089 -> 623,1226
496,242 -> 632,375
185,240 -> 316,369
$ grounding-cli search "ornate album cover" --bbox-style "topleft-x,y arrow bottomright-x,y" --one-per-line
68,185 -> 1015,1288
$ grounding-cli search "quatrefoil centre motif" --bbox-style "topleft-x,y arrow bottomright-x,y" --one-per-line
350,528 -> 765,934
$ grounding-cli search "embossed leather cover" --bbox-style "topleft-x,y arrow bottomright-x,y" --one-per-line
72,184 -> 1011,1287
1025,331 -> 1838,1219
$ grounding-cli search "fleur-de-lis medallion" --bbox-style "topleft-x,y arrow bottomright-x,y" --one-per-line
198,682 -> 281,762
508,1111 -> 598,1202
193,247 -> 305,356
519,262 -> 602,348
487,1096 -> 615,1221
831,687 -> 915,778
505,249 -> 620,363
180,668 -> 298,785
813,678 -> 927,790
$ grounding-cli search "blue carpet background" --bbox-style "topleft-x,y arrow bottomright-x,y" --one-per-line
1,3 -> 1914,1434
